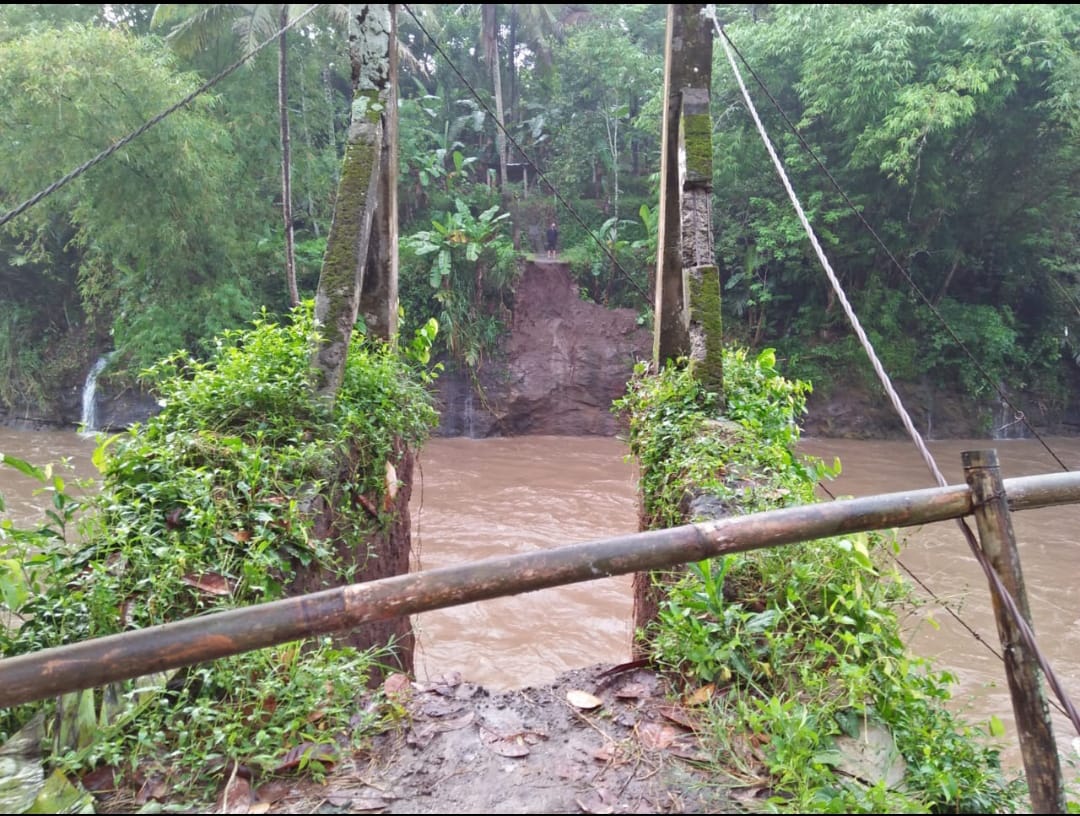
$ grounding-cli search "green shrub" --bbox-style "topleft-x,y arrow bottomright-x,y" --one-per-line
614,352 -> 1026,813
0,302 -> 438,800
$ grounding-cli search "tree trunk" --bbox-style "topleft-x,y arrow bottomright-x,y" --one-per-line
279,4 -> 300,307
482,4 -> 508,188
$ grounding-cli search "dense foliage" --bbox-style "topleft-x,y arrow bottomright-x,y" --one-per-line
2,6 -> 1078,809
713,4 -> 1080,410
0,304 -> 438,801
2,5 -> 1075,419
614,353 -> 1028,813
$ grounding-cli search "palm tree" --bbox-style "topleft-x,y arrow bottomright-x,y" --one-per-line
479,4 -> 563,189
151,4 -> 348,307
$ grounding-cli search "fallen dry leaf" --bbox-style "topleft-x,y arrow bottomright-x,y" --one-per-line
356,493 -> 379,517
134,773 -> 167,805
430,710 -> 475,733
385,460 -> 398,500
483,734 -> 531,757
181,572 -> 235,597
253,780 -> 292,805
274,742 -> 340,774
214,772 -> 252,814
684,684 -> 715,706
382,672 -> 412,696
614,682 -> 648,699
636,721 -> 680,751
576,787 -> 616,814
425,670 -> 464,693
655,704 -> 700,731
666,735 -> 709,763
566,689 -> 603,710
730,784 -> 774,802
480,727 -> 545,757
79,765 -> 120,793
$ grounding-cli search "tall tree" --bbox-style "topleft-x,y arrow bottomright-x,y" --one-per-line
151,4 -> 348,307
712,4 -> 1080,399
0,21 -> 259,379
480,4 -> 508,189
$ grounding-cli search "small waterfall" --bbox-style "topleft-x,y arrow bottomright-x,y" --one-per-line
992,395 -> 1027,440
463,388 -> 476,438
80,355 -> 110,434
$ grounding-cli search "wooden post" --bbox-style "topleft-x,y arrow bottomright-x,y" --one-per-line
962,449 -> 1065,814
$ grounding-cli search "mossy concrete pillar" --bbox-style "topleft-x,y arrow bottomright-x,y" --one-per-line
312,4 -> 393,399
360,4 -> 399,342
653,3 -> 713,368
680,87 -> 723,402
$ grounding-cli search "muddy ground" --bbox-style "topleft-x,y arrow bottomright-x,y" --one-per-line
235,664 -> 752,815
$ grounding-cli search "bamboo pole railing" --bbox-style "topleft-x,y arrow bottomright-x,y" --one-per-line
2,470 -> 1079,709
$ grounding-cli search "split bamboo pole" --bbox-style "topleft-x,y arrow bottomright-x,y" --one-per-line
2,470 -> 1080,709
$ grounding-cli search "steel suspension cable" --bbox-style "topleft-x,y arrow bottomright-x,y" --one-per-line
0,4 -> 324,230
712,11 -> 1080,736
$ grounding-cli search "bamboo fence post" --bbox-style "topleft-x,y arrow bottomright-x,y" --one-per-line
962,449 -> 1065,813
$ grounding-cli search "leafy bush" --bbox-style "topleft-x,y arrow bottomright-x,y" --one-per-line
0,303 -> 438,800
614,353 -> 1026,813
401,199 -> 518,371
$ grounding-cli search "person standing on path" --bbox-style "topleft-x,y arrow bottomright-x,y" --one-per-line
545,221 -> 559,259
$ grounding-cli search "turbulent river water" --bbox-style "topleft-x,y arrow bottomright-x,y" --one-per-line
2,427 -> 1078,772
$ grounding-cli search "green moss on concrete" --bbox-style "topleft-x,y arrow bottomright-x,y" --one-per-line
689,265 -> 724,404
682,111 -> 713,185
313,128 -> 379,397
351,89 -> 385,125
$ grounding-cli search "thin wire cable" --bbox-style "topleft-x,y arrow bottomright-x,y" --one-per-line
400,3 -> 651,305
713,19 -> 1068,472
0,3 -> 323,230
713,13 -> 1080,736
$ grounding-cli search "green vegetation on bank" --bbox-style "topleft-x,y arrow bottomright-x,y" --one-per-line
0,304 -> 439,805
614,352 -> 1028,813
2,5 -> 1075,421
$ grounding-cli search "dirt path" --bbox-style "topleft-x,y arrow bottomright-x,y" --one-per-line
260,664 -> 741,815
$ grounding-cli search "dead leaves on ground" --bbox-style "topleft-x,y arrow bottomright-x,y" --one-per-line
566,689 -> 603,710
480,725 -> 548,757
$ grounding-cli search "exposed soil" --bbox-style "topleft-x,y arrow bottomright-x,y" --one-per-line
187,664 -> 747,815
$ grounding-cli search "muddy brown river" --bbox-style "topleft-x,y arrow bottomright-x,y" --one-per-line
2,427 -> 1078,772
